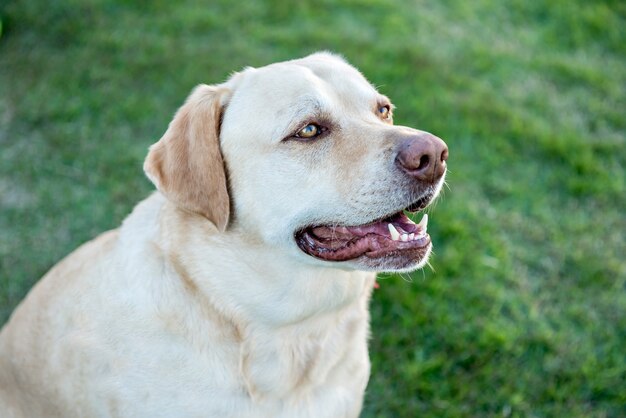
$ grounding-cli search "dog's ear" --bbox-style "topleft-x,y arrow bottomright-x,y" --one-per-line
144,84 -> 231,231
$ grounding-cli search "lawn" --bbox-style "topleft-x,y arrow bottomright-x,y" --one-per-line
0,0 -> 624,416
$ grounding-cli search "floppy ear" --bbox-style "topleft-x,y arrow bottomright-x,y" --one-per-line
144,84 -> 231,231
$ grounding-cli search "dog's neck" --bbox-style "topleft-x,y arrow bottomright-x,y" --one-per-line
128,193 -> 376,328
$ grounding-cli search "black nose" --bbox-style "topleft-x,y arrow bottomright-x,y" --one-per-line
395,133 -> 448,182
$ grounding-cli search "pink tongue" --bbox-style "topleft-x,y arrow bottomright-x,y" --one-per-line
388,212 -> 420,234
311,212 -> 418,239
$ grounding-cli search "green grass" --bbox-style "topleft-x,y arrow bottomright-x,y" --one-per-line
1,0 -> 624,416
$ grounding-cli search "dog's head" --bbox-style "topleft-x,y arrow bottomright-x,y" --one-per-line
145,52 -> 447,272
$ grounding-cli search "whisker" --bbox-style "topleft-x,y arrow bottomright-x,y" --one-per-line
399,272 -> 413,283
418,267 -> 427,280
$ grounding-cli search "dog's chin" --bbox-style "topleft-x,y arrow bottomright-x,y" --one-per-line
294,194 -> 436,272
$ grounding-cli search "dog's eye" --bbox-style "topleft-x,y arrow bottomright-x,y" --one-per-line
295,123 -> 322,139
378,105 -> 391,120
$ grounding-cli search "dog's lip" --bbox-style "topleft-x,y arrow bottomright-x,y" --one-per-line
294,196 -> 434,262
405,193 -> 432,212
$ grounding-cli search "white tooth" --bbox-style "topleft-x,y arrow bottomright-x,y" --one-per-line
409,233 -> 415,240
417,213 -> 429,231
388,223 -> 400,241
401,234 -> 409,242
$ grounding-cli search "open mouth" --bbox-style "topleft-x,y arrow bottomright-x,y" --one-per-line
295,194 -> 434,264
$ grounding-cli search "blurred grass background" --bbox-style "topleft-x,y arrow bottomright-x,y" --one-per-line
0,0 -> 624,416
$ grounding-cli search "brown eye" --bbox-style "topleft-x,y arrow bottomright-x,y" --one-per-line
296,123 -> 321,139
378,105 -> 391,119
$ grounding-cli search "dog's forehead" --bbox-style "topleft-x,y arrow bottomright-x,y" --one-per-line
232,54 -> 380,113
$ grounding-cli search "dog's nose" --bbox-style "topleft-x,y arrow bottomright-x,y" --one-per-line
395,133 -> 448,182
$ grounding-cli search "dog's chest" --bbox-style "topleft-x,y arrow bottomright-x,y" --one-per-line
239,305 -> 370,416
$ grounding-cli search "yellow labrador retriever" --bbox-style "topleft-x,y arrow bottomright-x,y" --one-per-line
0,52 -> 447,418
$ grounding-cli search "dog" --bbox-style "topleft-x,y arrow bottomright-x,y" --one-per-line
0,52 -> 447,418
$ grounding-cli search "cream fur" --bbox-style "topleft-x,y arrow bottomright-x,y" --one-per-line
0,52 -> 445,418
